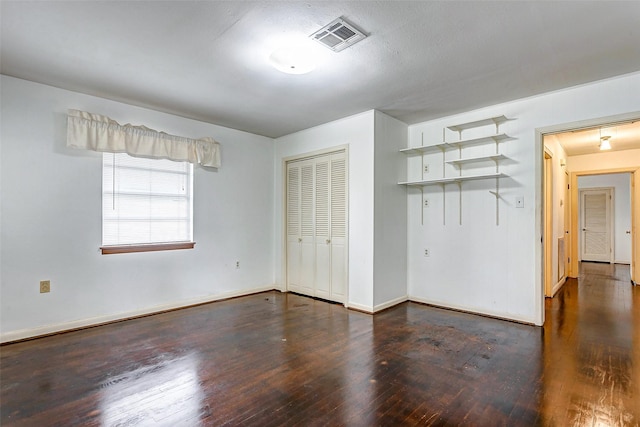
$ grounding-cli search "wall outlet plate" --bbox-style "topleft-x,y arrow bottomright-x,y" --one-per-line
40,280 -> 50,293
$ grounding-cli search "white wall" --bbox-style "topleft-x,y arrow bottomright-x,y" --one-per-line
0,76 -> 275,342
544,135 -> 570,292
567,148 -> 640,171
274,111 -> 376,310
578,173 -> 631,264
407,72 -> 640,325
373,111 -> 408,308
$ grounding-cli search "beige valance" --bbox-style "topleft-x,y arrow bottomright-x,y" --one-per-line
66,109 -> 221,168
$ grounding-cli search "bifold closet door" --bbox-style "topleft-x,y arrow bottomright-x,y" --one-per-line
329,153 -> 347,301
286,160 -> 315,295
286,151 -> 347,303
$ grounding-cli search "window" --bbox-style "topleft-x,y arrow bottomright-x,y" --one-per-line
102,153 -> 194,254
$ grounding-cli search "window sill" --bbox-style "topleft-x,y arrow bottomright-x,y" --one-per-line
101,242 -> 195,255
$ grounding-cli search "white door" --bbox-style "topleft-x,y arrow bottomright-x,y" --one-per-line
286,160 -> 315,295
286,163 -> 301,292
314,157 -> 331,299
580,188 -> 612,263
329,153 -> 347,301
286,150 -> 347,303
299,160 -> 315,295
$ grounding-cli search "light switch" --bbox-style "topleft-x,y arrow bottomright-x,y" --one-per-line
516,196 -> 524,208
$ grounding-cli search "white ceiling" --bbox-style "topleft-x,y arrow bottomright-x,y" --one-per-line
552,120 -> 640,157
2,1 -> 640,138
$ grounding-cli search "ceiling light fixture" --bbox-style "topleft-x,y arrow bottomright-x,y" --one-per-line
269,46 -> 316,75
600,135 -> 612,150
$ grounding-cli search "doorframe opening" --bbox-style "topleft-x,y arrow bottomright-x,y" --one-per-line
535,111 -> 640,325
578,186 -> 614,264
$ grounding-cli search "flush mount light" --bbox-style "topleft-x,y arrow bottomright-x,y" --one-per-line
600,135 -> 612,150
269,46 -> 316,74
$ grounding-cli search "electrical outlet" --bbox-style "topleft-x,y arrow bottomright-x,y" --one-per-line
40,280 -> 50,293
423,198 -> 429,207
423,164 -> 430,174
424,249 -> 430,257
236,261 -> 240,269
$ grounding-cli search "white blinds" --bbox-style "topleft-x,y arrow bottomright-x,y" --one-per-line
102,153 -> 193,246
67,109 -> 221,168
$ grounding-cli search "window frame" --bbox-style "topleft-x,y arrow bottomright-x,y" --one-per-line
101,153 -> 195,255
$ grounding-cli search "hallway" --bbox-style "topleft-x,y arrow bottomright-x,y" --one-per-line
542,262 -> 639,425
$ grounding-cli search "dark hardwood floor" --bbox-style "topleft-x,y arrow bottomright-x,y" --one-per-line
1,262 -> 639,426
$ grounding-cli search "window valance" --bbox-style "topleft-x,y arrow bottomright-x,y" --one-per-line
66,109 -> 221,168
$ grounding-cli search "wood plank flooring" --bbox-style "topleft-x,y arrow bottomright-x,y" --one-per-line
1,262 -> 639,426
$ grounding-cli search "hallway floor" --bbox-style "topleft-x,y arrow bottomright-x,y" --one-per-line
1,262 -> 638,426
542,262 -> 639,425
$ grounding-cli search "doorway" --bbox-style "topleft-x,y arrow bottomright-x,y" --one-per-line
537,113 -> 640,325
579,188 -> 613,263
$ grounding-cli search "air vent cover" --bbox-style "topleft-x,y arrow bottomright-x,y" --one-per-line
310,18 -> 367,52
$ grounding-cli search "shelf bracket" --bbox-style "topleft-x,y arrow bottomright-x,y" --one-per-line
457,181 -> 462,225
441,183 -> 446,226
489,177 -> 500,226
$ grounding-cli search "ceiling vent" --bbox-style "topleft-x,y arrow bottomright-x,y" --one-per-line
310,17 -> 367,52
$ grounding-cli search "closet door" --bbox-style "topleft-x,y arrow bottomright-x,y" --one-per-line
286,163 -> 302,293
329,152 -> 347,301
299,161 -> 316,295
286,150 -> 347,303
314,157 -> 331,299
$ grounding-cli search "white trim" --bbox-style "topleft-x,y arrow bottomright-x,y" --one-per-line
409,295 -> 539,326
552,278 -> 566,297
1,285 -> 276,344
373,295 -> 408,312
346,301 -> 374,313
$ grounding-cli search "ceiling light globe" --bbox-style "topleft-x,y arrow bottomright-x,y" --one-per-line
269,46 -> 316,75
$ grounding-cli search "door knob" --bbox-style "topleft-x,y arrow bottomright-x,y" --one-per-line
582,228 -> 586,231
626,230 -> 631,234
326,239 -> 331,244
298,237 -> 302,243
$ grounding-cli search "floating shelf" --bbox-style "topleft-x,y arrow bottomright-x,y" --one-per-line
446,154 -> 506,166
398,172 -> 505,187
447,115 -> 509,133
400,133 -> 509,156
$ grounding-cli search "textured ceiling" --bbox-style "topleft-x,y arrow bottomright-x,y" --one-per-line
2,1 -> 640,138
553,121 -> 640,157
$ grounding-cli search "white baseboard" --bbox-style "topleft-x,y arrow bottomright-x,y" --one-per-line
373,295 -> 408,312
552,277 -> 567,297
408,295 -> 537,325
1,285 -> 277,344
346,301 -> 374,313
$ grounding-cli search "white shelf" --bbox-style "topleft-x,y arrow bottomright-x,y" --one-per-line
446,154 -> 506,166
400,133 -> 509,156
446,133 -> 510,147
400,142 -> 448,155
399,172 -> 505,187
447,115 -> 509,133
